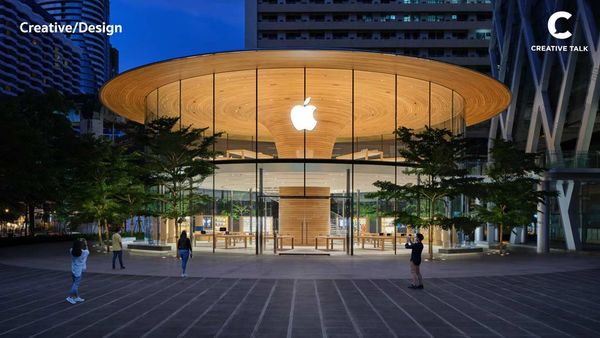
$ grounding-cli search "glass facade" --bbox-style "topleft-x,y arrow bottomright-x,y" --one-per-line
143,67 -> 466,255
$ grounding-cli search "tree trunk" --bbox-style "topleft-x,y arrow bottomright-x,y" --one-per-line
175,220 -> 180,259
137,216 -> 143,236
104,219 -> 110,253
499,223 -> 504,255
428,224 -> 433,260
28,203 -> 35,236
97,220 -> 104,249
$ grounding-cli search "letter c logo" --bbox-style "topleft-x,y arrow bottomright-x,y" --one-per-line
548,11 -> 572,40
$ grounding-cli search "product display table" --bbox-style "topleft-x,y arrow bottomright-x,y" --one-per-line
315,235 -> 346,251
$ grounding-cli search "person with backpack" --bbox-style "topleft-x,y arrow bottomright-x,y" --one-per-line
405,233 -> 424,289
66,238 -> 89,304
177,231 -> 192,277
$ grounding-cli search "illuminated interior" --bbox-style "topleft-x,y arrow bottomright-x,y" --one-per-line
100,50 -> 510,254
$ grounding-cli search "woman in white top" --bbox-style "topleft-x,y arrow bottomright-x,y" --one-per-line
66,238 -> 89,304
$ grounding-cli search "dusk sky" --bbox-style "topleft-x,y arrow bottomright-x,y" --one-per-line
110,0 -> 244,72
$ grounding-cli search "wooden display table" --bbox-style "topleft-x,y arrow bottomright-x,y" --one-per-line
357,234 -> 395,251
266,234 -> 295,250
194,233 -> 213,242
216,233 -> 254,249
315,235 -> 346,251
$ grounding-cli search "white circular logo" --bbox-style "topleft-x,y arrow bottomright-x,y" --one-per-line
548,11 -> 572,40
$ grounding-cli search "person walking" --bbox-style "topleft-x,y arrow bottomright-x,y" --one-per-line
66,238 -> 89,304
177,231 -> 192,277
405,233 -> 424,289
112,227 -> 125,270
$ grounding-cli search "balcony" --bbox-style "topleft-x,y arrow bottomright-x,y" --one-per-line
258,20 -> 491,30
541,152 -> 600,169
258,3 -> 493,13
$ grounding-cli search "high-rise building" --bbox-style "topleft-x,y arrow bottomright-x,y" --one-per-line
245,0 -> 493,72
36,0 -> 112,94
489,0 -> 600,251
0,0 -> 81,96
35,0 -> 122,137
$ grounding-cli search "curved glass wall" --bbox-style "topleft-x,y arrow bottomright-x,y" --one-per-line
144,68 -> 465,255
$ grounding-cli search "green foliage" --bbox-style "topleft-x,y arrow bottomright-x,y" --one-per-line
370,126 -> 481,259
0,91 -> 77,233
57,135 -> 131,247
137,117 -> 219,237
438,216 -> 480,236
372,127 -> 479,221
471,139 -> 556,252
0,92 -> 219,244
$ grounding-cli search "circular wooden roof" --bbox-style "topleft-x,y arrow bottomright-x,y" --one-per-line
100,50 -> 510,142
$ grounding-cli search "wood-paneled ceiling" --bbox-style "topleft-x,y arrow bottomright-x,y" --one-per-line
100,50 -> 511,150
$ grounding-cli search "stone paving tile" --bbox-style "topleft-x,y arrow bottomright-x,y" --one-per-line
0,265 -> 599,337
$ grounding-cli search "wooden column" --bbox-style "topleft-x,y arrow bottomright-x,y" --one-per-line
279,187 -> 330,245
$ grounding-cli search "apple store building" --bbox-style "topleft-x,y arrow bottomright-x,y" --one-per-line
100,50 -> 510,255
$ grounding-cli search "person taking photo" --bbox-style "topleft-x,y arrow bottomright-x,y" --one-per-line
405,233 -> 424,289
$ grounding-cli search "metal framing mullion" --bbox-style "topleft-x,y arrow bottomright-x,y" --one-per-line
451,90 -> 455,135
255,68 -> 260,255
350,69 -> 355,256
428,81 -> 431,128
179,80 -> 182,129
394,74 -> 398,255
304,67 -> 307,197
212,73 -> 216,253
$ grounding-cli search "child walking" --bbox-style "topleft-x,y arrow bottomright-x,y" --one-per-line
66,238 -> 89,304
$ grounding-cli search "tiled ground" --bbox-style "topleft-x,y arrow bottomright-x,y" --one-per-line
0,264 -> 599,338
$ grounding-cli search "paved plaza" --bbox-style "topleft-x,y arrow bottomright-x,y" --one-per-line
0,243 -> 599,338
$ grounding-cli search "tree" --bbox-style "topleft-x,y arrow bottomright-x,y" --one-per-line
140,117 -> 219,244
472,139 -> 555,255
439,215 -> 480,247
0,91 -> 76,236
371,127 -> 480,260
66,135 -> 130,250
112,151 -> 158,236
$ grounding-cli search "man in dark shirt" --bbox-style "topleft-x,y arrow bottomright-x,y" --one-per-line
405,233 -> 424,289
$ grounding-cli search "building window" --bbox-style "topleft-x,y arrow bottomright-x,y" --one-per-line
333,14 -> 349,22
477,13 -> 492,21
428,31 -> 444,39
427,15 -> 444,22
285,32 -> 302,39
380,31 -> 396,39
310,14 -> 325,22
260,14 -> 277,22
260,32 -> 278,40
357,32 -> 373,39
474,29 -> 491,40
332,32 -> 348,39
428,49 -> 445,57
360,14 -> 373,22
286,15 -> 301,22
452,31 -> 468,39
381,15 -> 397,22
452,49 -> 468,57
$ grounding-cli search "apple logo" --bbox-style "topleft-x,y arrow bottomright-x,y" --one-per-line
290,97 -> 317,131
